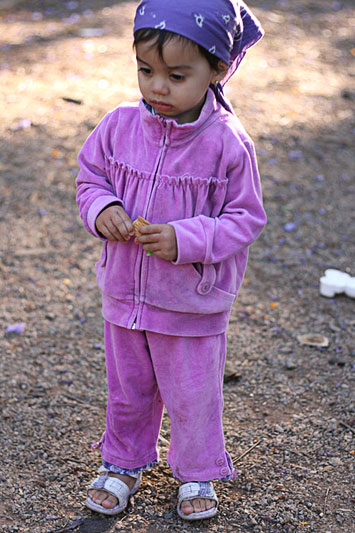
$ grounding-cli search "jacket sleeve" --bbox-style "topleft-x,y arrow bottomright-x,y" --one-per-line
76,111 -> 122,239
170,139 -> 267,265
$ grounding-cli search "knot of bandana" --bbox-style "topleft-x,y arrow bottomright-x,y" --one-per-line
134,0 -> 264,113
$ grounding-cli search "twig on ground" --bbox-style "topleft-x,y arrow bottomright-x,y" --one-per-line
62,96 -> 83,105
62,393 -> 91,405
159,434 -> 170,446
323,487 -> 330,515
339,421 -> 355,434
232,439 -> 262,466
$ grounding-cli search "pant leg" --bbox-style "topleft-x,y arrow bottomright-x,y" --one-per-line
101,321 -> 164,469
146,331 -> 234,482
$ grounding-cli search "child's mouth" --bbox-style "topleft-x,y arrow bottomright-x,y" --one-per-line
150,100 -> 173,112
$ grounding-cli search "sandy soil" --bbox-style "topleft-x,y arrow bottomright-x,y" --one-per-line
0,1 -> 354,531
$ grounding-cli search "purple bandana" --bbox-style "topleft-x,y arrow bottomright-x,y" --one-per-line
133,0 -> 264,113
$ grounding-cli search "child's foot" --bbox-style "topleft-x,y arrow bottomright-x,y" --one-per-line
88,473 -> 137,509
180,497 -> 216,515
177,482 -> 218,521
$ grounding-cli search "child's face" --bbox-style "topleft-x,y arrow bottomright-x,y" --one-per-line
136,37 -> 220,124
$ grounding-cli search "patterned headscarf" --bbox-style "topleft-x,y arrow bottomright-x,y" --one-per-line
133,0 -> 264,113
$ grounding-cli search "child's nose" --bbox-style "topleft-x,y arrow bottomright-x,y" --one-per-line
151,76 -> 169,96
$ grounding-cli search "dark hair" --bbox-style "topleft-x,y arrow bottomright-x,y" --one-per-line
134,28 -> 223,73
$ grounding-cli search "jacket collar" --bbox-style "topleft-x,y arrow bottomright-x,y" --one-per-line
139,88 -> 220,146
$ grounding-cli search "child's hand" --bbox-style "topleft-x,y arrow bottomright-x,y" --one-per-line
136,224 -> 177,261
95,205 -> 135,241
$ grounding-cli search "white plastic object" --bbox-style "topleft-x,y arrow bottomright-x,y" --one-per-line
345,277 -> 355,298
319,269 -> 355,298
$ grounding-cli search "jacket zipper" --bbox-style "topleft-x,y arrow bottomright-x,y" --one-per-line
131,120 -> 169,329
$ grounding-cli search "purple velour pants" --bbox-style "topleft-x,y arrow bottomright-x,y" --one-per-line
99,320 -> 235,482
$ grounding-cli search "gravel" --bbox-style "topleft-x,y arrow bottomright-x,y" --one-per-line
0,0 -> 354,531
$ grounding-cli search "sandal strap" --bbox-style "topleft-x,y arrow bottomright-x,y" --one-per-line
178,481 -> 217,503
88,474 -> 130,503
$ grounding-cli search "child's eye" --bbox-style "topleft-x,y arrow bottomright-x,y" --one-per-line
138,66 -> 151,75
170,73 -> 185,81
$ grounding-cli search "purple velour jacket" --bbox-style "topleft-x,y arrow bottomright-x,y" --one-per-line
76,89 -> 266,336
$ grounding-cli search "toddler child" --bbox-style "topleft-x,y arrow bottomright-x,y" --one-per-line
76,0 -> 266,521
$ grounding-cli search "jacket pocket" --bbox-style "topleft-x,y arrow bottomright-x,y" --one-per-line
96,241 -> 137,300
144,259 -> 235,314
96,241 -> 108,282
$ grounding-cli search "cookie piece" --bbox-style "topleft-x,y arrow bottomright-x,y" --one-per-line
132,216 -> 151,237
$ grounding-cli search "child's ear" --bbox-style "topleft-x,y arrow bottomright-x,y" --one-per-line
213,61 -> 229,84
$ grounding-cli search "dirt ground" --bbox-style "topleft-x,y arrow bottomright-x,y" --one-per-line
0,1 -> 354,532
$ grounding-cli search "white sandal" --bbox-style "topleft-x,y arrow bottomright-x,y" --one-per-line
177,482 -> 218,521
86,466 -> 141,516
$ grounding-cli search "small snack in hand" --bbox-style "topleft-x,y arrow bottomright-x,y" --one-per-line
132,216 -> 151,237
133,216 -> 153,256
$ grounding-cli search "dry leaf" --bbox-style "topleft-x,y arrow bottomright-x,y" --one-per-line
297,334 -> 329,347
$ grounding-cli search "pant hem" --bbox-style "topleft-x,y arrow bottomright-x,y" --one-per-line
102,458 -> 158,475
168,454 -> 237,482
172,472 -> 236,482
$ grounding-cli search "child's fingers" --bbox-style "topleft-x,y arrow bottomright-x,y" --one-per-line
135,224 -> 177,261
137,225 -> 164,245
111,209 -> 135,240
99,219 -> 126,241
96,205 -> 134,241
101,224 -> 119,241
106,222 -> 127,241
102,216 -> 132,241
138,224 -> 162,235
136,232 -> 161,245
142,242 -> 159,254
137,232 -> 160,255
96,217 -> 121,241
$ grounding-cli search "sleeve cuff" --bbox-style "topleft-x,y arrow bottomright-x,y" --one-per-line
170,218 -> 206,265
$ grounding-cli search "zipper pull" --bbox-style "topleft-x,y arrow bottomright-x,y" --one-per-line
159,118 -> 170,146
